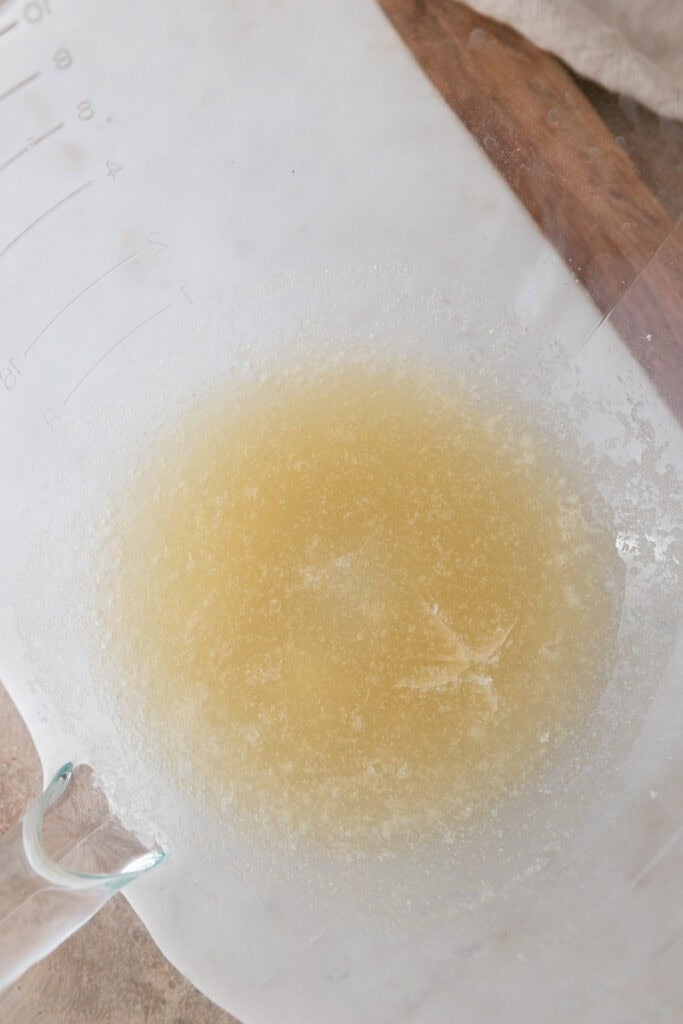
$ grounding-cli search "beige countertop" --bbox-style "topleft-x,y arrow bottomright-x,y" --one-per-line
0,682 -> 238,1024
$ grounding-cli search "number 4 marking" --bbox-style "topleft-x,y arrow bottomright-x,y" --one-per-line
105,160 -> 124,179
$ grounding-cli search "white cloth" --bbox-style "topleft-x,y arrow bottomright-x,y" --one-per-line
466,0 -> 683,121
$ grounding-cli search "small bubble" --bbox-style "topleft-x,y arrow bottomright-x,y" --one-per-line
545,108 -> 560,129
467,27 -> 487,48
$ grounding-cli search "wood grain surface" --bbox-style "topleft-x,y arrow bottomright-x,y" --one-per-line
376,0 -> 683,419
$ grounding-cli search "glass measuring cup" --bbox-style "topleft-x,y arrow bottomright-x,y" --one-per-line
0,0 -> 680,1020
0,764 -> 163,989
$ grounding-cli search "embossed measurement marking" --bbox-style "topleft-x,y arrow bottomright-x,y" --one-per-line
0,70 -> 40,104
0,121 -> 64,173
0,179 -> 94,259
26,253 -> 138,356
64,304 -> 173,404
0,19 -> 19,39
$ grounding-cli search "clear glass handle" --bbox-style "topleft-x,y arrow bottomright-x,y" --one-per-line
0,763 -> 165,990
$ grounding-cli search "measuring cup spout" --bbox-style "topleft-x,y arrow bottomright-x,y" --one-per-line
0,763 -> 165,990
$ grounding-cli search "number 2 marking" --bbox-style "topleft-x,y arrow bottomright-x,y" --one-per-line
147,232 -> 169,255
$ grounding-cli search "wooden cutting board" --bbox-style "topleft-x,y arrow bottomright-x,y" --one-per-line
378,0 -> 683,420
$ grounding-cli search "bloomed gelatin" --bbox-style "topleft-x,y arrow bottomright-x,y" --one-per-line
114,360 -> 621,848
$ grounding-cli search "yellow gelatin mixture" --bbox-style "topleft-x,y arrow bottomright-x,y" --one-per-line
114,361 -> 621,847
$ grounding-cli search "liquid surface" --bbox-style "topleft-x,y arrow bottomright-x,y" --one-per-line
114,362 -> 621,849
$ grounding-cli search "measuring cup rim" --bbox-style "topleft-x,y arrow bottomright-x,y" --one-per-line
21,763 -> 166,892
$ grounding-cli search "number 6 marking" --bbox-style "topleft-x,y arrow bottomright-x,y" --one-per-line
77,100 -> 95,121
